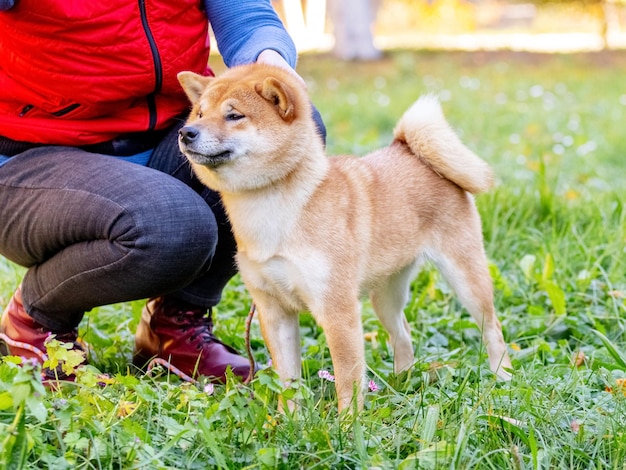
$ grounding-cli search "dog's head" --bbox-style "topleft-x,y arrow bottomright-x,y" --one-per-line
177,64 -> 314,193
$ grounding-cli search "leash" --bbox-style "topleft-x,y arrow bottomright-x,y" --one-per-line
0,333 -> 48,378
0,332 -> 49,364
244,303 -> 257,384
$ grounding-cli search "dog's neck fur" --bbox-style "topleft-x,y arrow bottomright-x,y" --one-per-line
220,147 -> 329,262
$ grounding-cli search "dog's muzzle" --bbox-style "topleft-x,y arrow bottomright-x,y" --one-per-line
179,126 -> 232,168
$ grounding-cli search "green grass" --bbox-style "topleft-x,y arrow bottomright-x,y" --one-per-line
2,49 -> 626,469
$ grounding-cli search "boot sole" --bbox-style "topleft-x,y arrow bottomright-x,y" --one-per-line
0,324 -> 8,356
132,351 -> 154,372
0,338 -> 9,356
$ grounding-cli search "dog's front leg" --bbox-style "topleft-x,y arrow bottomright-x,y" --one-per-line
317,299 -> 366,414
255,295 -> 301,412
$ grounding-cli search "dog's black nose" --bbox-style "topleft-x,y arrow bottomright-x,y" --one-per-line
179,126 -> 200,145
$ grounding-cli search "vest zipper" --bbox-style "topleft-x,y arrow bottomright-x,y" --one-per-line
138,0 -> 163,132
19,103 -> 80,117
52,103 -> 80,117
19,104 -> 34,117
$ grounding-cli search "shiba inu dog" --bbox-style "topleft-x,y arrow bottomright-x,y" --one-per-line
177,64 -> 512,413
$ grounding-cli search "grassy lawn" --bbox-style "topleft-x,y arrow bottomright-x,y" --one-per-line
1,49 -> 626,469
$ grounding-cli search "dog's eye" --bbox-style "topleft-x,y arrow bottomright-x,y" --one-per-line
197,111 -> 203,119
225,113 -> 244,121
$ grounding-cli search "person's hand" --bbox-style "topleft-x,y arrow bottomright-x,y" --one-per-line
257,49 -> 307,89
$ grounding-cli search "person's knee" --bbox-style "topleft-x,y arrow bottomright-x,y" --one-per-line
158,202 -> 217,268
128,189 -> 219,286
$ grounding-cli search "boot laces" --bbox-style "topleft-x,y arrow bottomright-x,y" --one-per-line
54,329 -> 79,344
157,298 -> 236,352
171,306 -> 219,345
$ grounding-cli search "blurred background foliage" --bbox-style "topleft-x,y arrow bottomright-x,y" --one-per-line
266,0 -> 626,59
374,0 -> 618,34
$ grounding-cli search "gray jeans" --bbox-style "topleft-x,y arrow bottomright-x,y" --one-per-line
0,122 -> 236,332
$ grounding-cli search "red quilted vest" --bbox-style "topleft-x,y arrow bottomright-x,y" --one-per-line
0,0 -> 212,145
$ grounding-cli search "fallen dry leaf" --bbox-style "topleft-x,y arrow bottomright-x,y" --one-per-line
572,350 -> 585,367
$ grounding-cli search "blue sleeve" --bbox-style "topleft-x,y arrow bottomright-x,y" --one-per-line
204,0 -> 297,69
0,0 -> 16,10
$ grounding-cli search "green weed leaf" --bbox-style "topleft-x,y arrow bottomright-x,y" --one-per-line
520,254 -> 536,280
592,329 -> 626,370
420,405 -> 439,448
542,253 -> 555,281
543,280 -> 566,315
0,391 -> 13,410
10,383 -> 30,407
25,394 -> 47,423
257,447 -> 279,468
399,441 -> 451,470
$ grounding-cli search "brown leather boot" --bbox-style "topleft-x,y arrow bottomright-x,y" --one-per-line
0,287 -> 86,380
133,296 -> 253,383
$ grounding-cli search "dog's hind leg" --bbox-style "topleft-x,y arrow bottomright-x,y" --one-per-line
370,263 -> 417,374
429,240 -> 512,380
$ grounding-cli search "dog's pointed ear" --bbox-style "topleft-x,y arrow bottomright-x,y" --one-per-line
255,77 -> 295,122
177,71 -> 212,104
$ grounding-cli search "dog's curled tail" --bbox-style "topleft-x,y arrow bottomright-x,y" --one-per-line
393,94 -> 493,194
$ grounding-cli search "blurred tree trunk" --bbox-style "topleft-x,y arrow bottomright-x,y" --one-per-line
328,0 -> 381,61
600,0 -> 621,49
280,0 -> 328,50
